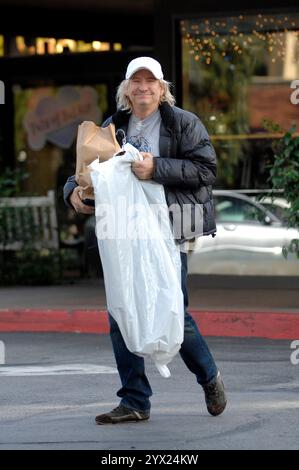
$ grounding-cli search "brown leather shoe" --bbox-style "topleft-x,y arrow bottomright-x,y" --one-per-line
95,405 -> 150,425
203,371 -> 227,416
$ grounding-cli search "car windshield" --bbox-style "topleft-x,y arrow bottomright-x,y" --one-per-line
214,196 -> 266,224
259,202 -> 289,224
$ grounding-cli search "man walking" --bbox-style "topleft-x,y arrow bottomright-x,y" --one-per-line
64,57 -> 227,424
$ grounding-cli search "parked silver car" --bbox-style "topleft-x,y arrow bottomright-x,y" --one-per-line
188,191 -> 299,276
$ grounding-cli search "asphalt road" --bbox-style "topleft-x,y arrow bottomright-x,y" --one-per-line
0,332 -> 298,450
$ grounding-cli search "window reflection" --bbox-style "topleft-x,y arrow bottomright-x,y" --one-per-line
7,36 -> 122,56
181,13 -> 299,188
0,35 -> 4,56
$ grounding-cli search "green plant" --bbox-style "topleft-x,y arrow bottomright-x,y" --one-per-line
0,167 -> 29,197
0,249 -> 61,286
182,32 -> 264,187
267,124 -> 299,258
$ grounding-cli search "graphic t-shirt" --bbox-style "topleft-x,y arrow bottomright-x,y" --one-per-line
127,109 -> 161,157
127,108 -> 190,252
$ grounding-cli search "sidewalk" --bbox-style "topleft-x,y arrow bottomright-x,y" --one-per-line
0,275 -> 298,339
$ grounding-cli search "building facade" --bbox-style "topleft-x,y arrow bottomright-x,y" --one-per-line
0,0 -> 298,275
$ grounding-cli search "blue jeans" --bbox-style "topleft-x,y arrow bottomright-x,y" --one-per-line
108,252 -> 217,412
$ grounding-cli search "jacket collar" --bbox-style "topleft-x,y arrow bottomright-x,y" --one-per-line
111,101 -> 175,131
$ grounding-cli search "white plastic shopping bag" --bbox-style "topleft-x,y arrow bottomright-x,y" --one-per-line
90,143 -> 184,377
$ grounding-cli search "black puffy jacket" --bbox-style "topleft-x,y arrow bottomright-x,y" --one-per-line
63,101 -> 217,243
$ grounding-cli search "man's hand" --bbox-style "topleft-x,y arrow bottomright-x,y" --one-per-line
131,152 -> 154,180
69,186 -> 95,214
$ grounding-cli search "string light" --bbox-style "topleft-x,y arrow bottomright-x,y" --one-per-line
181,13 -> 299,65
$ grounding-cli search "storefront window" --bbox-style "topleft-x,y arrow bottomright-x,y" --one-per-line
13,83 -> 108,242
181,13 -> 299,188
6,36 -> 122,57
0,35 -> 4,56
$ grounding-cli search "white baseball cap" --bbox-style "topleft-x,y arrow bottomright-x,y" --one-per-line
125,57 -> 164,80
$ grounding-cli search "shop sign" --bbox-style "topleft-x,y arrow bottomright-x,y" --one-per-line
24,85 -> 100,150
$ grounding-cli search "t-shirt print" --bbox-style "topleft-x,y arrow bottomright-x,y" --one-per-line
127,135 -> 152,153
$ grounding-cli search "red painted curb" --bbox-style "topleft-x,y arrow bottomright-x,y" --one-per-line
0,310 -> 110,334
190,310 -> 299,340
0,309 -> 299,339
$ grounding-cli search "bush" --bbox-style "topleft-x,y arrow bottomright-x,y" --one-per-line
266,124 -> 299,258
0,249 -> 61,285
0,167 -> 29,197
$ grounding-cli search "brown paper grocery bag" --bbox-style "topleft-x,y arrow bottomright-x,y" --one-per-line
75,121 -> 121,199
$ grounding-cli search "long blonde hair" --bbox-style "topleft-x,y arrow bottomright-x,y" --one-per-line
116,79 -> 175,111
